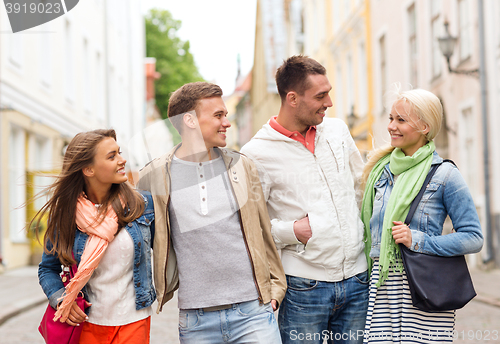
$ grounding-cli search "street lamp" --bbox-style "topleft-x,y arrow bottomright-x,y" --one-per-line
438,21 -> 479,78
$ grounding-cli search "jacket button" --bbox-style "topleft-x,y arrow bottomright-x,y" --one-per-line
142,301 -> 146,306
138,242 -> 142,248
145,219 -> 150,224
136,262 -> 140,267
414,243 -> 419,250
137,282 -> 141,287
128,223 -> 133,227
233,171 -> 236,174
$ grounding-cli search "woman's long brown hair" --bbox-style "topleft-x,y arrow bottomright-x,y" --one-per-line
32,129 -> 144,265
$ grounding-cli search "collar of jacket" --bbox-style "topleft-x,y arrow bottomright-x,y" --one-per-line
255,118 -> 327,142
163,144 -> 236,170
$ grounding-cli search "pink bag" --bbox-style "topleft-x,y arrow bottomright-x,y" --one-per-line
38,263 -> 89,344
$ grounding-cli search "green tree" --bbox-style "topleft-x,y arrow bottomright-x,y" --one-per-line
145,9 -> 204,143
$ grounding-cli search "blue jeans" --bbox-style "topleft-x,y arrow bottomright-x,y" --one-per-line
178,300 -> 282,343
279,271 -> 369,344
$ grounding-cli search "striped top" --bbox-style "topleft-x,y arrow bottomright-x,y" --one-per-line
364,258 -> 455,343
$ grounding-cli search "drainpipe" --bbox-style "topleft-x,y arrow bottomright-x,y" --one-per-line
0,12 -> 4,267
0,114 -> 3,267
477,0 -> 493,264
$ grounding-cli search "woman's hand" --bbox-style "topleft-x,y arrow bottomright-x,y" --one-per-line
392,221 -> 412,248
63,301 -> 91,326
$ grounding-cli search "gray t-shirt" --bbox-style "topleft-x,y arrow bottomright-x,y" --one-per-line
169,154 -> 259,309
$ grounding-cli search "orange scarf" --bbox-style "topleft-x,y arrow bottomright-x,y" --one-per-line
53,194 -> 119,323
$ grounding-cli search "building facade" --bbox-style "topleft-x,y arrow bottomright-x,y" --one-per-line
252,0 -> 499,267
369,0 -> 500,267
0,0 -> 146,269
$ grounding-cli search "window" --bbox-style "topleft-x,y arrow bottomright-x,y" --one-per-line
379,35 -> 387,113
95,52 -> 105,121
9,32 -> 23,69
64,20 -> 75,102
358,42 -> 368,116
460,107 -> 476,195
332,0 -> 340,33
431,0 -> 441,17
39,32 -> 52,88
498,0 -> 500,46
408,4 -> 418,87
347,54 -> 354,116
344,0 -> 350,21
335,66 -> 344,119
431,8 -> 442,78
9,127 -> 27,243
458,0 -> 472,61
312,0 -> 321,52
31,136 -> 53,210
83,39 -> 92,112
317,0 -> 326,46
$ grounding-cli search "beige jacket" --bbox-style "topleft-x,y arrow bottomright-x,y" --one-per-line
137,145 -> 286,313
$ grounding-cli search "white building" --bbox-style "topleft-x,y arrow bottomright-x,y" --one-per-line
370,0 -> 500,267
0,0 -> 146,269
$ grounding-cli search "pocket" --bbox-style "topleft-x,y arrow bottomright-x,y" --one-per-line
326,138 -> 345,172
136,213 -> 154,226
237,300 -> 273,316
178,309 -> 199,329
353,270 -> 369,285
286,275 -> 319,291
135,215 -> 153,246
422,181 -> 440,201
374,177 -> 389,201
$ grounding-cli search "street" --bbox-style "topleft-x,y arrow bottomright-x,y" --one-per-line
0,298 -> 180,344
1,296 -> 499,343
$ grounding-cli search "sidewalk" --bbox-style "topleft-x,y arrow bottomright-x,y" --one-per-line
0,266 -> 46,326
1,265 -> 500,326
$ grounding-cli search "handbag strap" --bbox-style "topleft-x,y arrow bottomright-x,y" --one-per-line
404,159 -> 456,225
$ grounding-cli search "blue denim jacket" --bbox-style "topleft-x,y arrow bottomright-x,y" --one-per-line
38,191 -> 156,311
369,152 -> 483,258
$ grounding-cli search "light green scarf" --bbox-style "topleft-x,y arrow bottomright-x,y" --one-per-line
361,141 -> 435,287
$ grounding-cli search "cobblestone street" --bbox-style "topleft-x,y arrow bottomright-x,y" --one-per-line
1,267 -> 500,343
1,293 -> 500,343
0,298 -> 180,344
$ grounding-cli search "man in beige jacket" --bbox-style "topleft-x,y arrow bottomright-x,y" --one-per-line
137,82 -> 286,344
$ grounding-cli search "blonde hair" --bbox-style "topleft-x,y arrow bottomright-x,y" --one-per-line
361,84 -> 443,187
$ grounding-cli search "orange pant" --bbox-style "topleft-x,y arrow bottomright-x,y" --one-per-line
78,317 -> 151,344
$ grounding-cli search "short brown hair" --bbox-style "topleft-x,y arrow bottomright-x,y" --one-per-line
167,82 -> 223,133
275,55 -> 326,101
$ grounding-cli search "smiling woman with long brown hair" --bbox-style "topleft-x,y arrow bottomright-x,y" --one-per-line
36,129 -> 156,344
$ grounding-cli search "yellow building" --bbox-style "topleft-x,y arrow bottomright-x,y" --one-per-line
0,110 -> 65,269
303,0 -> 374,154
250,0 -> 286,135
252,0 -> 374,154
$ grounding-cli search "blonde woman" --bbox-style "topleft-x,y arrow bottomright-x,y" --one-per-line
361,87 -> 483,343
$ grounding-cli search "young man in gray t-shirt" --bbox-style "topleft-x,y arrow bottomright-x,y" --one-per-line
137,82 -> 286,344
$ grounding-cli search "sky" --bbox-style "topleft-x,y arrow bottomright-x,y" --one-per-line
141,0 -> 257,95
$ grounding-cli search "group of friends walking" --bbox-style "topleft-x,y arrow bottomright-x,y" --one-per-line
35,55 -> 483,344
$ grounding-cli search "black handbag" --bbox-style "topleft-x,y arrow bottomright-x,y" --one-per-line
399,160 -> 476,312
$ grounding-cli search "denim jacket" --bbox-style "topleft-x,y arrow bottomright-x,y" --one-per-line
38,191 -> 156,311
369,152 -> 483,258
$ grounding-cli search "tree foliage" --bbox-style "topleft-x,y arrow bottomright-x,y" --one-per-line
145,9 -> 204,142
